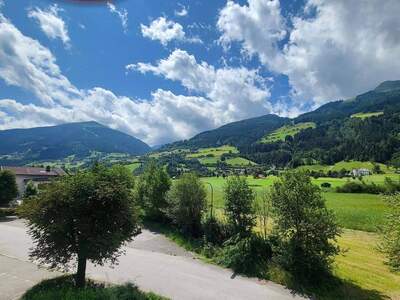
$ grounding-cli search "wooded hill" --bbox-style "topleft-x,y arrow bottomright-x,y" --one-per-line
163,80 -> 400,168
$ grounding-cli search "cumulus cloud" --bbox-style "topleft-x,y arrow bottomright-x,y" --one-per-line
0,14 -> 272,145
218,0 -> 400,105
141,17 -> 201,45
107,2 -> 128,33
128,49 -> 272,122
28,4 -> 70,47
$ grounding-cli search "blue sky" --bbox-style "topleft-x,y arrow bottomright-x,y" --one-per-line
1,0 -> 399,145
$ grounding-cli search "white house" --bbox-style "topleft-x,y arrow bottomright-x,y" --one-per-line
0,166 -> 66,198
351,168 -> 371,177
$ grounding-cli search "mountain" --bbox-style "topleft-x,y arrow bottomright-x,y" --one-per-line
0,121 -> 151,165
162,80 -> 400,167
164,114 -> 290,150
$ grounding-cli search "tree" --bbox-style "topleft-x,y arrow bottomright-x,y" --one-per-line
224,176 -> 256,237
0,170 -> 18,206
18,165 -> 141,288
135,161 -> 171,220
270,171 -> 341,281
24,181 -> 38,199
166,173 -> 206,237
379,194 -> 400,271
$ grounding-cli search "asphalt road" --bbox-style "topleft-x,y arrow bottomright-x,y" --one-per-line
0,218 -> 306,300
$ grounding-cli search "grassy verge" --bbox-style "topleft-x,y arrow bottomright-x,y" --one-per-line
22,275 -> 168,300
144,221 -> 400,300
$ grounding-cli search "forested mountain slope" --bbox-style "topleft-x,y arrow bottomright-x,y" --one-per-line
0,121 -> 151,165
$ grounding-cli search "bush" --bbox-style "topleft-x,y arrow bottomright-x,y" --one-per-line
379,193 -> 400,271
218,233 -> 272,277
0,170 -> 18,206
166,173 -> 206,237
0,207 -> 16,217
21,275 -> 167,300
202,216 -> 229,245
336,181 -> 385,194
321,182 -> 331,188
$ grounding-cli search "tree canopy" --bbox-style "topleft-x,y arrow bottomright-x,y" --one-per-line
0,170 -> 18,206
19,165 -> 141,287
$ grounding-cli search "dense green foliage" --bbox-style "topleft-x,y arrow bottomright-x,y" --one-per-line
24,180 -> 38,199
135,161 -> 171,220
22,276 -> 167,300
166,173 -> 207,237
0,169 -> 18,206
0,121 -> 150,165
379,194 -> 400,271
18,165 -> 141,287
223,176 -> 256,236
270,171 -> 341,281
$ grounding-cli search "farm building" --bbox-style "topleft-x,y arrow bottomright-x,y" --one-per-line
0,166 -> 66,198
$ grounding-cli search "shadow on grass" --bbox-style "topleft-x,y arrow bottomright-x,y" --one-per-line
144,221 -> 389,300
280,274 -> 389,300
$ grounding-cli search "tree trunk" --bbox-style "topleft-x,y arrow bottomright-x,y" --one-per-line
76,252 -> 87,288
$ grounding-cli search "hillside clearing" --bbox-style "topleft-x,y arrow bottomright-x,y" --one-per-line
260,122 -> 316,144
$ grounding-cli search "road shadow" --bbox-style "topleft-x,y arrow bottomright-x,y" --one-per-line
0,216 -> 19,223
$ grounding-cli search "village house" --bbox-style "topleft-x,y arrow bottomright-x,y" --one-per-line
351,168 -> 371,177
0,166 -> 66,198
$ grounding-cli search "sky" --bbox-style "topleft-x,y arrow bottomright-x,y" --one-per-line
0,0 -> 400,146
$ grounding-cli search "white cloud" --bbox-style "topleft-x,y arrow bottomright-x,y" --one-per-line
218,0 -> 286,67
175,4 -> 188,17
107,2 -> 128,33
128,49 -> 272,123
0,14 -> 80,106
217,0 -> 400,106
0,14 -> 273,145
141,17 -> 201,46
28,4 -> 70,47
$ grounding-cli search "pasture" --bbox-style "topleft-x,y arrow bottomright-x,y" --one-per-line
199,175 -> 400,298
260,122 -> 316,144
351,111 -> 384,119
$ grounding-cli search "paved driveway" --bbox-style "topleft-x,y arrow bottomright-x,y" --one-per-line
0,218 -> 306,300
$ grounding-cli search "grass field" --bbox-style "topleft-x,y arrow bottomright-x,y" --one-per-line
335,230 -> 400,299
260,122 -> 316,144
197,175 -> 400,299
186,145 -> 256,167
298,160 -> 391,173
351,111 -> 384,119
200,176 -> 387,232
125,162 -> 142,172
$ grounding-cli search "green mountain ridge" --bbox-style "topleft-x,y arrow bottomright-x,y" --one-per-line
161,80 -> 400,168
0,121 -> 151,166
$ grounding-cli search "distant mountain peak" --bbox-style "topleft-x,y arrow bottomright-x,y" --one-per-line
374,80 -> 400,92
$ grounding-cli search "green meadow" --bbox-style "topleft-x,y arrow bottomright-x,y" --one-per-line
260,122 -> 316,144
199,174 -> 400,298
351,111 -> 384,119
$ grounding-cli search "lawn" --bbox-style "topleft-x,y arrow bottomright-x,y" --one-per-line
260,122 -> 316,144
186,145 -> 238,158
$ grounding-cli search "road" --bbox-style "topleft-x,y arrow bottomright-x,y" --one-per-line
0,218 -> 306,300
